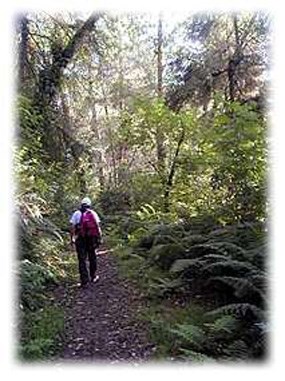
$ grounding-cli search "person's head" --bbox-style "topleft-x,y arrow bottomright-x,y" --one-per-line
80,197 -> 92,211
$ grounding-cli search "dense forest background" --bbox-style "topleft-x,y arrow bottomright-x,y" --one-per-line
15,10 -> 270,362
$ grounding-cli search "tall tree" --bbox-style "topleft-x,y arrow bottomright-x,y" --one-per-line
31,13 -> 102,160
18,14 -> 29,88
166,12 -> 270,111
156,13 -> 166,180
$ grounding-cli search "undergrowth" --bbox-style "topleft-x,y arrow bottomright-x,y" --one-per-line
17,215 -> 71,361
106,213 -> 268,363
18,304 -> 64,361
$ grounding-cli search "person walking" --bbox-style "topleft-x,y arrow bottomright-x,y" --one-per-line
70,197 -> 102,288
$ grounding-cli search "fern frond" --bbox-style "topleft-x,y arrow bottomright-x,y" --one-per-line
153,234 -> 181,246
222,339 -> 249,360
149,277 -> 185,292
179,348 -> 215,362
251,273 -> 267,288
169,258 -> 203,273
181,234 -> 209,249
247,245 -> 267,268
149,243 -> 186,270
209,276 -> 266,300
185,243 -> 222,258
205,241 -> 248,260
251,329 -> 268,355
206,303 -> 265,320
129,253 -> 146,261
203,253 -> 231,261
203,259 -> 260,276
205,315 -> 238,334
170,324 -> 206,349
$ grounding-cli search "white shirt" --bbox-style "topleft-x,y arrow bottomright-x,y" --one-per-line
69,209 -> 101,226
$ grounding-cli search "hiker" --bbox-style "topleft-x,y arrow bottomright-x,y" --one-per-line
69,197 -> 102,288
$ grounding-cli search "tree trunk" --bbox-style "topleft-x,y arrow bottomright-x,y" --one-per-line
163,125 -> 185,212
36,13 -> 101,107
156,13 -> 166,179
91,105 -> 105,190
33,13 -> 101,160
157,14 -> 163,98
104,104 -> 118,188
18,15 -> 29,89
228,15 -> 242,102
228,59 -> 236,102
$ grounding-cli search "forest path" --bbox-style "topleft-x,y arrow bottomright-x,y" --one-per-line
55,248 -> 155,364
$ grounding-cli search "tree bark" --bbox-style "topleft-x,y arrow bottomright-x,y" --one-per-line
228,15 -> 242,102
228,59 -> 236,102
163,125 -> 185,212
91,104 -> 105,190
18,15 -> 29,89
36,13 -> 101,107
33,13 -> 101,160
157,14 -> 163,98
156,13 -> 166,178
104,104 -> 118,188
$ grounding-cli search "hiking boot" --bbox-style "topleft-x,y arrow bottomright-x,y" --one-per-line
77,282 -> 88,289
91,275 -> 99,283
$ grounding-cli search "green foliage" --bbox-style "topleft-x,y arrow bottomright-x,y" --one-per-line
20,259 -> 57,309
163,304 -> 265,361
168,100 -> 266,223
170,324 -> 207,350
113,213 -> 268,362
98,97 -> 266,226
16,94 -> 76,361
19,305 -> 64,361
206,315 -> 239,335
150,243 -> 186,270
206,303 -> 265,321
97,188 -> 133,214
205,101 -> 267,222
179,349 -> 215,362
170,258 -> 204,273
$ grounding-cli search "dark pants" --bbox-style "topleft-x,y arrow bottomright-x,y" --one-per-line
75,236 -> 99,285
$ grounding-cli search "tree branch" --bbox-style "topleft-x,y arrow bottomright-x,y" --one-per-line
36,13 -> 102,106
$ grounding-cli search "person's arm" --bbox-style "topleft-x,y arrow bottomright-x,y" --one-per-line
69,211 -> 78,246
70,224 -> 76,245
92,211 -> 103,241
98,224 -> 103,243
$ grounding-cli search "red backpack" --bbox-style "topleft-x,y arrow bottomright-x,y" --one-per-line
80,210 -> 100,237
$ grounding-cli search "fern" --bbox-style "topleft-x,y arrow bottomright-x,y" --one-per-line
148,277 -> 185,296
250,273 -> 267,289
128,220 -> 267,361
149,243 -> 186,270
205,241 -> 249,261
129,253 -> 146,262
202,259 -> 260,276
206,303 -> 265,320
251,327 -> 268,357
179,348 -> 215,362
170,324 -> 206,350
206,315 -> 238,335
202,253 -> 231,261
247,244 -> 267,268
222,339 -> 249,360
153,234 -> 181,246
208,276 -> 266,301
169,258 -> 204,273
181,234 -> 209,249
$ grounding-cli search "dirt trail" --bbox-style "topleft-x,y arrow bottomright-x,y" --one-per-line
55,248 -> 155,364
